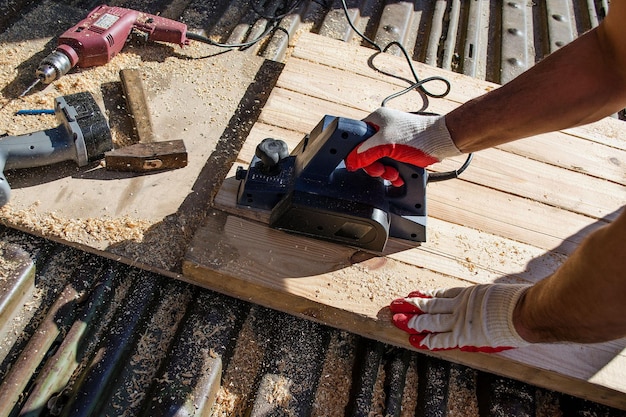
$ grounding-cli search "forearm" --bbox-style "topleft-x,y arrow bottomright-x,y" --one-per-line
446,25 -> 626,153
513,209 -> 626,344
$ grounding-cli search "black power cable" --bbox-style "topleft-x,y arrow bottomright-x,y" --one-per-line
339,0 -> 473,182
187,0 -> 472,181
186,0 -> 302,49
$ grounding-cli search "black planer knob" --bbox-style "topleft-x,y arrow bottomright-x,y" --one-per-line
255,138 -> 289,174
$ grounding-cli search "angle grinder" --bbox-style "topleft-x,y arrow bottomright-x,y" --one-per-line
0,91 -> 112,206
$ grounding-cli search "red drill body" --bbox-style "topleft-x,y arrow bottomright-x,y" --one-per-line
23,5 -> 189,95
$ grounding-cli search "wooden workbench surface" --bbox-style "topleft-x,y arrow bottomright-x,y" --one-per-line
184,33 -> 626,409
0,2 -> 273,270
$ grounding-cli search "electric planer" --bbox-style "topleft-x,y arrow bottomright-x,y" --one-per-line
235,115 -> 428,252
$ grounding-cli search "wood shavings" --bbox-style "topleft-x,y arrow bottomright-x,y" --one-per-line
311,331 -> 355,417
264,375 -> 294,407
110,285 -> 194,417
446,366 -> 479,417
0,202 -> 150,245
400,360 -> 419,416
211,310 -> 266,417
370,364 -> 387,416
0,242 -> 30,281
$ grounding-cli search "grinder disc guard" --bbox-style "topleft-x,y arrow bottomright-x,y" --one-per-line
235,116 -> 428,252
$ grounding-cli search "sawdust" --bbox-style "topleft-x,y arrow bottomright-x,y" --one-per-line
446,366 -> 479,417
0,202 -> 151,245
370,363 -> 387,415
211,307 -> 267,417
110,283 -> 194,417
0,241 -> 30,281
400,359 -> 419,416
263,374 -> 294,408
311,331 -> 356,417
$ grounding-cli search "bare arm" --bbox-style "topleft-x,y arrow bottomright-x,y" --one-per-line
514,210 -> 626,343
508,6 -> 626,344
447,2 -> 626,153
387,4 -> 626,349
449,4 -> 626,344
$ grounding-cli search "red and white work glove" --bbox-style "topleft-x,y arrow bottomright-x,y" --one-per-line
390,284 -> 532,353
345,107 -> 462,186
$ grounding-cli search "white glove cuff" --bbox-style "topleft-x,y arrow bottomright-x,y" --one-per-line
417,116 -> 462,161
483,284 -> 532,347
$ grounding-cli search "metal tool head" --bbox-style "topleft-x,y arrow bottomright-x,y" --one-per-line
55,92 -> 113,166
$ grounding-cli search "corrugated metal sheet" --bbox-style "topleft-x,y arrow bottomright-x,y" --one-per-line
2,226 -> 624,416
1,1 -> 624,416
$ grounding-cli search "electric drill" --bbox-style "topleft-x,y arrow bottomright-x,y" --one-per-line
0,91 -> 112,206
21,5 -> 190,96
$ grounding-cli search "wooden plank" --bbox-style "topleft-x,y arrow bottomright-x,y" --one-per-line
183,210 -> 626,410
273,58 -> 626,186
185,33 -> 626,409
215,174 -> 566,285
289,31 -> 626,151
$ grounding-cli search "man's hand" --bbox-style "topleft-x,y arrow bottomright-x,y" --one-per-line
390,284 -> 531,353
345,107 -> 461,186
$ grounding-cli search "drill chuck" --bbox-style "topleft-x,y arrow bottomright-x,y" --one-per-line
36,50 -> 73,84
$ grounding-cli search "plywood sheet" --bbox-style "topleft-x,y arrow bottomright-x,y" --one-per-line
0,2 -> 270,269
184,33 -> 626,409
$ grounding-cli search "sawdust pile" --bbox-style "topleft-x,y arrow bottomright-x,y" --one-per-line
263,374 -> 295,408
445,366 -> 479,417
311,331 -> 356,416
0,240 -> 31,281
0,202 -> 151,245
400,361 -> 419,414
211,307 -> 267,417
111,284 -> 195,416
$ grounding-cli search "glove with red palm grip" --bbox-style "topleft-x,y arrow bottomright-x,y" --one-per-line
345,107 -> 462,186
390,284 -> 532,353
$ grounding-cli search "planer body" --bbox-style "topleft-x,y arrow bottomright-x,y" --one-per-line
235,115 -> 428,252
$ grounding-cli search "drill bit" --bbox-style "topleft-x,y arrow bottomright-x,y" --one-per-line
19,79 -> 41,98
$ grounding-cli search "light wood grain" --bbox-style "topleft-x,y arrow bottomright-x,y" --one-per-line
185,33 -> 626,409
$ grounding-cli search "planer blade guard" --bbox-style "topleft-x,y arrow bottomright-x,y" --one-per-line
235,115 -> 428,252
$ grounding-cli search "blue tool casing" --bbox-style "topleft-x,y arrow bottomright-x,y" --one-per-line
236,115 -> 427,252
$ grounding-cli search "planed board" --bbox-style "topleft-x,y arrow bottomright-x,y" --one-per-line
184,211 -> 626,408
185,33 -> 626,409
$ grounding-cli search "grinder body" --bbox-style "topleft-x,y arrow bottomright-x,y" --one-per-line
236,116 -> 428,252
0,92 -> 112,206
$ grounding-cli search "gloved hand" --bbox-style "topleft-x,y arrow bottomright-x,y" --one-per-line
390,284 -> 532,353
345,107 -> 462,186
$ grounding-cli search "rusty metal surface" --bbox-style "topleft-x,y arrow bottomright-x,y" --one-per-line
1,1 -> 624,416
